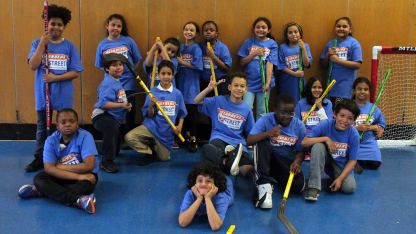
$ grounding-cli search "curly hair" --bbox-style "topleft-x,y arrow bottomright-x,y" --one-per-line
43,4 -> 71,26
186,162 -> 227,193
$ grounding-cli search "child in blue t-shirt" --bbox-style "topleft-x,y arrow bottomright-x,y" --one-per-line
19,108 -> 98,214
247,94 -> 306,209
95,14 -> 142,133
25,5 -> 83,173
200,20 -> 232,96
352,78 -> 385,171
238,17 -> 278,120
194,72 -> 255,177
125,60 -> 187,166
295,76 -> 333,134
278,22 -> 312,101
143,37 -> 180,88
92,53 -> 132,173
179,162 -> 234,231
302,99 -> 360,201
178,22 -> 203,152
320,17 -> 362,106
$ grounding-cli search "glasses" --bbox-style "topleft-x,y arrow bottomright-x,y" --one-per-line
279,110 -> 295,117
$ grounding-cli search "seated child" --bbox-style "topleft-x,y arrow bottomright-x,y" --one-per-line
352,77 -> 385,171
247,93 -> 306,209
143,37 -> 180,88
302,99 -> 360,201
178,162 -> 233,231
125,60 -> 187,165
92,53 -> 132,173
194,72 -> 255,176
18,108 -> 98,214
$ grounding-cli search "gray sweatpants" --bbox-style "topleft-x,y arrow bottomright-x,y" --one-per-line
308,143 -> 356,193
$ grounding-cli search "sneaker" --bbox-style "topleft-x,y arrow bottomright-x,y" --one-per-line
256,183 -> 273,209
76,194 -> 95,214
224,145 -> 235,154
187,138 -> 198,153
304,188 -> 320,201
172,141 -> 180,149
228,144 -> 243,176
24,157 -> 44,172
18,184 -> 41,198
138,154 -> 156,166
100,160 -> 119,173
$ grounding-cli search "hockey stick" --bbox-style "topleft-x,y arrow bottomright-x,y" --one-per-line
150,37 -> 160,88
125,61 -> 185,142
43,1 -> 51,136
302,79 -> 336,123
298,45 -> 304,100
277,172 -> 298,234
207,42 -> 218,96
360,68 -> 391,140
327,39 -> 338,87
259,56 -> 269,113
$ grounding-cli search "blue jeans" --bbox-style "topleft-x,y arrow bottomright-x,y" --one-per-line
34,110 -> 53,158
243,90 -> 270,120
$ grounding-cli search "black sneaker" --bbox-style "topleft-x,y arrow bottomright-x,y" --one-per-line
187,138 -> 198,153
24,157 -> 44,172
100,160 -> 119,173
138,154 -> 157,166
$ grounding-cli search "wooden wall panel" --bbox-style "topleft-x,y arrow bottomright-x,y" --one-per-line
13,0 -> 80,124
80,0 -> 147,124
0,0 -> 17,123
282,0 -> 348,79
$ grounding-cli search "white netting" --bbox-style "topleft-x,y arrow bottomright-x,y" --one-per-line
376,52 -> 416,146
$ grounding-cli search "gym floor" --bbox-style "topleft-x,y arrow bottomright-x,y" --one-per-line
2,141 -> 415,234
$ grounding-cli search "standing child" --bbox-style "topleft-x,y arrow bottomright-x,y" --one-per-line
178,21 -> 203,152
194,72 -> 255,177
247,94 -> 306,209
125,60 -> 187,165
200,20 -> 232,95
278,22 -> 312,101
25,5 -> 83,172
179,162 -> 233,231
320,17 -> 362,106
18,108 -> 98,214
92,53 -> 132,173
143,37 -> 180,88
238,17 -> 278,120
295,76 -> 333,134
352,77 -> 385,170
302,99 -> 360,201
95,14 -> 142,132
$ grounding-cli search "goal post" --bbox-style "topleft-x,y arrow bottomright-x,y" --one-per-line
371,46 -> 416,147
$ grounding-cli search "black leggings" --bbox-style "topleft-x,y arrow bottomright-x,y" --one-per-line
183,104 -> 198,137
93,113 -> 121,162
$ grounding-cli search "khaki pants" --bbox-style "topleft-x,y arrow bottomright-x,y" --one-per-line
124,125 -> 170,161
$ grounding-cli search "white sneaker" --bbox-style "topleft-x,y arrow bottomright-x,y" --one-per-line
230,143 -> 243,176
257,183 -> 273,209
224,145 -> 235,154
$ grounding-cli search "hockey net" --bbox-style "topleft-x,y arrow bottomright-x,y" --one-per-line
372,46 -> 416,147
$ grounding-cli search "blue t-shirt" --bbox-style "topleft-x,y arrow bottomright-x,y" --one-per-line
320,36 -> 362,98
277,43 -> 313,101
237,37 -> 278,93
95,35 -> 142,91
28,38 -> 83,111
308,119 -> 359,169
199,96 -> 255,152
94,73 -> 128,123
142,84 -> 187,150
178,43 -> 203,104
355,102 -> 386,161
295,98 -> 333,134
200,40 -> 232,82
43,128 -> 99,173
250,113 -> 305,160
179,176 -> 234,221
143,56 -> 178,88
